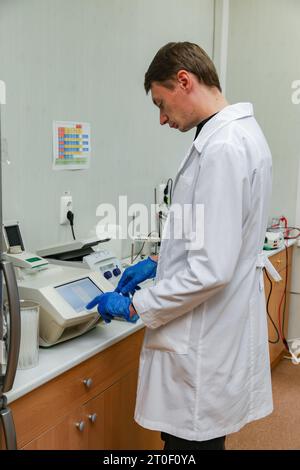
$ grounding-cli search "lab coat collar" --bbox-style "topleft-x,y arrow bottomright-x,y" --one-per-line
193,103 -> 254,153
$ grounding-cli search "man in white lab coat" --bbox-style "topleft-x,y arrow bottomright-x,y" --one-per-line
87,42 -> 273,450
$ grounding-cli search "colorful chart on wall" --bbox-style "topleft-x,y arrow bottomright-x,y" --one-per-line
53,121 -> 91,170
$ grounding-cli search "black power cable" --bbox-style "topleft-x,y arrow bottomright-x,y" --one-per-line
264,267 -> 280,344
67,210 -> 76,240
163,178 -> 174,206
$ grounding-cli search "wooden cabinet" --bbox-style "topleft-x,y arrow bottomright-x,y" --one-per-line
264,246 -> 293,368
11,329 -> 163,450
23,406 -> 88,450
85,392 -> 105,449
102,368 -> 160,450
13,247 -> 293,449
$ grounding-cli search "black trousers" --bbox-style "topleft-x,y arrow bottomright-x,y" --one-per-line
161,432 -> 226,450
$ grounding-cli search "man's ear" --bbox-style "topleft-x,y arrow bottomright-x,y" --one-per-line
176,70 -> 192,91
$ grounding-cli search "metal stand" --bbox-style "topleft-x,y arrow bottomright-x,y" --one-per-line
0,395 -> 17,450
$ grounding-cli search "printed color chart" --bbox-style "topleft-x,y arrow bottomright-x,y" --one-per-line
53,121 -> 91,170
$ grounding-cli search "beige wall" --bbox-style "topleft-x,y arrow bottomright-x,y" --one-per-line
226,0 -> 300,226
0,0 -> 214,255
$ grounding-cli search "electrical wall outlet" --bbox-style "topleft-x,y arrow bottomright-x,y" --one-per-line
60,192 -> 73,225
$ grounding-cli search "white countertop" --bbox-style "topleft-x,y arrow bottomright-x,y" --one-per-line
6,319 -> 144,404
264,239 -> 296,257
6,239 -> 297,404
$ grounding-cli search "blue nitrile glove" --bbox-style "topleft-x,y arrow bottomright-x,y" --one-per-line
86,292 -> 139,324
115,257 -> 157,295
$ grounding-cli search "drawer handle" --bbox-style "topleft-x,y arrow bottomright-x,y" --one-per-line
76,420 -> 85,432
88,413 -> 97,423
83,378 -> 93,388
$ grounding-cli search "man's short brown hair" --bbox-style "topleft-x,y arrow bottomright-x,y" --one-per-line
144,42 -> 221,94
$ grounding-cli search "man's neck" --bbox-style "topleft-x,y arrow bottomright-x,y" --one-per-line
198,97 -> 229,122
192,87 -> 229,123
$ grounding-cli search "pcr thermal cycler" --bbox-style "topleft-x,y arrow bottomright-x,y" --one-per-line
2,222 -> 115,347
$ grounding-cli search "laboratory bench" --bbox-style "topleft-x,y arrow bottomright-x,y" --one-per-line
6,240 -> 296,449
8,321 -> 163,450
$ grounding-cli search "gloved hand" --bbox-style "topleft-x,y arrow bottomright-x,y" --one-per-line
86,292 -> 139,324
115,257 -> 157,295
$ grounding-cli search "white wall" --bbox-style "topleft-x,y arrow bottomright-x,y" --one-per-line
212,0 -> 229,94
225,0 -> 300,226
0,0 -> 215,256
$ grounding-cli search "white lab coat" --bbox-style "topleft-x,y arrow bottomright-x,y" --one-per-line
133,103 -> 273,441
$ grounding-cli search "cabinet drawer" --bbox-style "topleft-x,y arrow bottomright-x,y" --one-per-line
12,329 -> 144,448
22,405 -> 87,450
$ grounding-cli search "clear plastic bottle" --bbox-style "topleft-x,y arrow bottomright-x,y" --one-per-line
4,300 -> 40,369
18,300 -> 40,369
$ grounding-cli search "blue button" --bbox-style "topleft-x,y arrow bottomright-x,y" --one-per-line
113,268 -> 121,277
104,271 -> 112,279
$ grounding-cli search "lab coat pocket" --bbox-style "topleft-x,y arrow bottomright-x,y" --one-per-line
144,312 -> 193,355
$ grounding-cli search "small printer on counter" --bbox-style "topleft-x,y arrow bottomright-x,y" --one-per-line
263,230 -> 284,250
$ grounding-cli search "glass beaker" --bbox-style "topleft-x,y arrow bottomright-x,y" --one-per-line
8,300 -> 40,370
